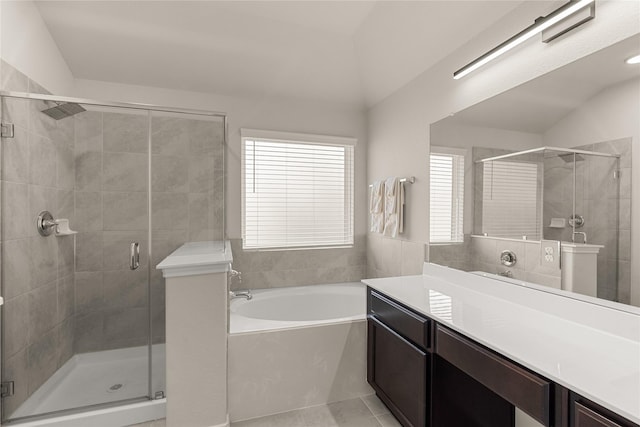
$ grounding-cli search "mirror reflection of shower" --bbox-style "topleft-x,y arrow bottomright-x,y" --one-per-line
474,146 -> 620,242
473,144 -> 623,300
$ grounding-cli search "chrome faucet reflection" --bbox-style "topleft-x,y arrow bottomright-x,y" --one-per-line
572,231 -> 587,244
229,290 -> 252,300
229,269 -> 242,283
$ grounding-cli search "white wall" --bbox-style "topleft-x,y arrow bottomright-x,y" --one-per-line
544,77 -> 640,305
366,0 -> 640,273
430,122 -> 543,153
0,1 -> 74,94
73,79 -> 368,241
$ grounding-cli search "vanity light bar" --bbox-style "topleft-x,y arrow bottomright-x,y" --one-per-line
626,54 -> 640,65
453,0 -> 595,80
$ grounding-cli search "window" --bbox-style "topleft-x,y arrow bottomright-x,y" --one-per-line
241,129 -> 355,250
430,148 -> 465,243
481,160 -> 540,239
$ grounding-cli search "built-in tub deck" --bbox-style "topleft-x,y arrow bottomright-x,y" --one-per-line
228,282 -> 372,422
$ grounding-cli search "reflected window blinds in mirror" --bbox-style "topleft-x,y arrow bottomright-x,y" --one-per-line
430,148 -> 465,243
481,160 -> 541,240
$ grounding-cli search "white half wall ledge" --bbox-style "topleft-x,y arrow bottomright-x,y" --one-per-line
156,240 -> 233,278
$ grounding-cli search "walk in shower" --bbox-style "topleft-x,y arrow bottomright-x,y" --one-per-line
474,144 -> 626,301
0,89 -> 226,425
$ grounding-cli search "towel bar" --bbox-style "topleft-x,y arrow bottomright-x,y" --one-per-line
369,176 -> 415,188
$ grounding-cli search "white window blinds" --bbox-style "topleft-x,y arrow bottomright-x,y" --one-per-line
430,151 -> 465,243
481,160 -> 540,239
242,131 -> 355,250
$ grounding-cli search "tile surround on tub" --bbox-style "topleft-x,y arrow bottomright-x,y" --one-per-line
366,233 -> 428,279
229,237 -> 367,291
229,321 -> 372,422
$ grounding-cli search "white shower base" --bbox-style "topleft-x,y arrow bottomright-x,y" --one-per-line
10,345 -> 166,426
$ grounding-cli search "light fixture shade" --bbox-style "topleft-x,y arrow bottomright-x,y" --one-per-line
542,3 -> 595,43
453,0 -> 595,80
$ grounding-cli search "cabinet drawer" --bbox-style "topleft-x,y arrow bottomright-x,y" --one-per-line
368,290 -> 430,350
574,402 -> 623,427
436,325 -> 551,426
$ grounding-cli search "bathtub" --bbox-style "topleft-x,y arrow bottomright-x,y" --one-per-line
230,282 -> 366,333
228,282 -> 372,422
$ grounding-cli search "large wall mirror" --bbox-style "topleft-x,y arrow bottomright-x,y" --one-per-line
428,34 -> 639,307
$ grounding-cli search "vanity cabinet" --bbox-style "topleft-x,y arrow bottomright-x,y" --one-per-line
368,317 -> 429,427
367,291 -> 430,427
571,395 -> 639,427
367,288 -> 517,427
367,286 -> 639,427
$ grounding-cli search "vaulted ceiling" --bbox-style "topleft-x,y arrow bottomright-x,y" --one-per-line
36,1 -> 527,108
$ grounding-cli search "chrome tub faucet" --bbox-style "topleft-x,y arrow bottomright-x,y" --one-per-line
229,290 -> 252,300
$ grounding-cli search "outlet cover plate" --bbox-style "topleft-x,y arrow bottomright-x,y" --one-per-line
540,240 -> 561,269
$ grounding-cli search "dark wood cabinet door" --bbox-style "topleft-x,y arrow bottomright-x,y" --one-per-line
572,399 -> 639,427
368,317 -> 429,427
574,402 -> 624,427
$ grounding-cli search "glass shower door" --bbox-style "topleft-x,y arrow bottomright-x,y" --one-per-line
580,153 -> 621,301
0,95 -> 152,422
148,110 -> 225,397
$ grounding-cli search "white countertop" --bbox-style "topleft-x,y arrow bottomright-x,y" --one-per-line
156,240 -> 233,278
363,263 -> 640,424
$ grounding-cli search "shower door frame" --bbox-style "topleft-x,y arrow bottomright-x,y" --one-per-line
0,90 -> 227,423
474,145 -> 622,241
474,145 -> 622,164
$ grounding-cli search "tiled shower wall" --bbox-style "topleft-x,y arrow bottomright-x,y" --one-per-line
73,110 -> 151,352
1,61 -> 75,415
543,138 -> 632,302
0,61 -> 224,415
74,112 -> 224,352
150,114 -> 224,344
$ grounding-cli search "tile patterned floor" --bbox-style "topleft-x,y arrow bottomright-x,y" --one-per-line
130,395 -> 401,427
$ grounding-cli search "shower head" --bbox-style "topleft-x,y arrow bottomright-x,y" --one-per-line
558,153 -> 584,163
41,102 -> 86,120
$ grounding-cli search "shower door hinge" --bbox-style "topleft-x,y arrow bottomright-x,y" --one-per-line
614,169 -> 621,179
1,381 -> 15,398
1,123 -> 15,138
154,391 -> 165,400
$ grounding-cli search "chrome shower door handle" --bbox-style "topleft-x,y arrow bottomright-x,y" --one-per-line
130,242 -> 140,270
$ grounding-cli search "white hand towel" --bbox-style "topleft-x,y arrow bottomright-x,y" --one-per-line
370,181 -> 385,233
383,177 -> 400,237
